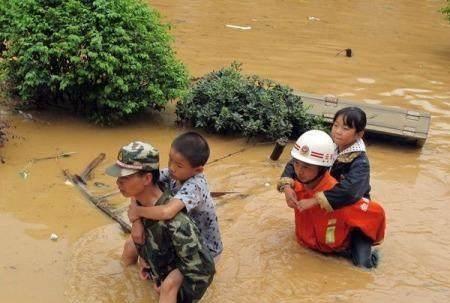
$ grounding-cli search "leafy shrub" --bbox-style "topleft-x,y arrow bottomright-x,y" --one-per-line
176,63 -> 325,140
442,1 -> 450,22
1,0 -> 188,124
0,1 -> 14,53
0,120 -> 8,148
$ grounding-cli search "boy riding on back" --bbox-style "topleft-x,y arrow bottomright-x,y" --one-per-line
126,131 -> 223,259
106,141 -> 215,302
124,132 -> 222,301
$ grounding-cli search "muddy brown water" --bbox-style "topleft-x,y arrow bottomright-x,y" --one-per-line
1,1 -> 449,302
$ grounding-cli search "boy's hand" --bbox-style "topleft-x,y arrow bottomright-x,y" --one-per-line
128,200 -> 140,222
138,257 -> 151,280
296,198 -> 318,211
284,186 -> 297,209
131,220 -> 145,244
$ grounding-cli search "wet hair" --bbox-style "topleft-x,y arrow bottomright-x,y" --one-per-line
333,107 -> 367,132
171,131 -> 210,167
137,169 -> 160,185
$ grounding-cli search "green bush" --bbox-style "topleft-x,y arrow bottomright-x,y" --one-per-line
1,0 -> 188,124
0,1 -> 14,53
0,120 -> 8,147
176,63 -> 325,140
442,1 -> 450,22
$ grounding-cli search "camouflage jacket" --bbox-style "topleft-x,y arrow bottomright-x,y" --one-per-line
136,190 -> 215,303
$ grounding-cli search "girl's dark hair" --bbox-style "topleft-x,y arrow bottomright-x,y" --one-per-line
137,169 -> 160,185
333,107 -> 367,132
171,131 -> 210,167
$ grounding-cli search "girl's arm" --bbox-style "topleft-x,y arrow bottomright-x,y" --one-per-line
316,154 -> 370,210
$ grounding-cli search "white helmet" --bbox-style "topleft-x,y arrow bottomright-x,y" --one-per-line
291,130 -> 335,167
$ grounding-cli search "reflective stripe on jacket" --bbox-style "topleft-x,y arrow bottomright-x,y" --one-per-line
293,172 -> 385,253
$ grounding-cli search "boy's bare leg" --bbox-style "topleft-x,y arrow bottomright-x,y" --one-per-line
122,237 -> 138,266
158,268 -> 183,303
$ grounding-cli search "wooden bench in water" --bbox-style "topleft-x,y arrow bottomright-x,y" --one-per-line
295,91 -> 431,147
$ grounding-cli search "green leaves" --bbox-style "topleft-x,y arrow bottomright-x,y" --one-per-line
1,0 -> 188,125
442,1 -> 450,22
176,63 -> 325,140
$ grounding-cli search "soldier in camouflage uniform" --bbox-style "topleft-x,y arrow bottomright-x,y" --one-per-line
106,141 -> 215,303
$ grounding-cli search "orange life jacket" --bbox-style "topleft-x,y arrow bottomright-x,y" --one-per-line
293,172 -> 386,253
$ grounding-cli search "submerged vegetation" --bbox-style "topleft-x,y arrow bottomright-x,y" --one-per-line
1,1 -> 321,140
0,0 -> 188,125
442,1 -> 450,22
0,119 -> 8,148
176,63 -> 325,140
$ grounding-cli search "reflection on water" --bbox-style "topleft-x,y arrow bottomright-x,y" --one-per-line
66,225 -> 156,303
1,0 -> 450,302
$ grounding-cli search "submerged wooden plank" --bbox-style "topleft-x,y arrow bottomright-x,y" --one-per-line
295,91 -> 431,146
63,169 -> 131,233
78,153 -> 106,184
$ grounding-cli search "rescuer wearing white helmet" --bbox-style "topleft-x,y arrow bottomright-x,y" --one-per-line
277,128 -> 385,270
289,129 -> 335,186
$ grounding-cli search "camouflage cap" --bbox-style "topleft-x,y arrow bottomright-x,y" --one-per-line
105,141 -> 159,177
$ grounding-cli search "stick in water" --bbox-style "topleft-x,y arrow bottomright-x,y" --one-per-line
33,152 -> 77,162
78,153 -> 106,184
63,169 -> 131,233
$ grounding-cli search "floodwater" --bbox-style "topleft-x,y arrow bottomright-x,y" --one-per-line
1,0 -> 449,302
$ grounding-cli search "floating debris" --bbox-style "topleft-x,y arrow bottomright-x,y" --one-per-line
50,233 -> 59,241
335,48 -> 352,57
357,78 -> 376,84
363,99 -> 382,105
211,191 -> 241,198
18,110 -> 34,121
78,153 -> 105,184
33,152 -> 77,162
94,181 -> 110,188
18,152 -> 76,180
269,138 -> 288,161
19,170 -> 29,180
225,24 -> 251,30
308,16 -> 320,21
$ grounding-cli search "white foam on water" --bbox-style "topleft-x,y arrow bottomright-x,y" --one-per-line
409,99 -> 450,116
429,80 -> 444,85
433,95 -> 450,100
356,78 -> 376,84
379,92 -> 392,97
363,99 -> 382,104
380,88 -> 432,97
414,94 -> 434,99
337,92 -> 355,97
